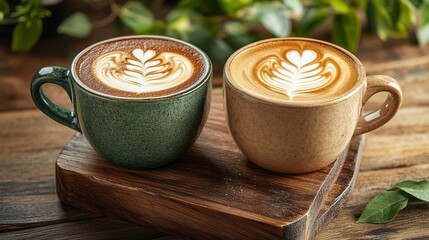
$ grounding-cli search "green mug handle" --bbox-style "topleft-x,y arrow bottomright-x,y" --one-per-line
31,66 -> 81,132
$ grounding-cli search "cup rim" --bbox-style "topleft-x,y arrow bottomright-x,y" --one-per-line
71,35 -> 212,101
224,37 -> 366,107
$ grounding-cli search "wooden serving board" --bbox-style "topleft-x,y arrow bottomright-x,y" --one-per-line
56,90 -> 365,240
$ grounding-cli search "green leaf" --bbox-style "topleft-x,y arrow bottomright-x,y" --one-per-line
12,19 -> 42,52
417,23 -> 429,46
332,9 -> 361,52
365,1 -> 376,33
177,0 -> 223,15
393,180 -> 429,201
372,0 -> 391,22
177,0 -> 205,9
145,20 -> 166,35
57,12 -> 92,38
330,0 -> 350,13
168,15 -> 194,33
168,25 -> 233,65
355,0 -> 369,9
205,37 -> 234,64
166,9 -> 201,24
224,33 -> 258,49
420,0 -> 429,25
219,0 -> 253,18
357,191 -> 409,224
11,0 -> 32,18
297,7 -> 330,36
253,2 -> 291,37
372,0 -> 416,39
396,0 -> 416,34
371,0 -> 392,40
119,1 -> 154,34
166,9 -> 201,34
224,21 -> 249,35
0,0 -> 9,21
283,0 -> 303,16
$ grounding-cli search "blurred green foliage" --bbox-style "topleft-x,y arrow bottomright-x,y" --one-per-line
2,0 -> 429,62
1,0 -> 51,52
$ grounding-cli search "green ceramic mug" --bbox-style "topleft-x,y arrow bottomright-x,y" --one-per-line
31,36 -> 212,169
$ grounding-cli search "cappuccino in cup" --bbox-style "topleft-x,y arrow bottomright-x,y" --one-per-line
228,40 -> 358,102
224,38 -> 402,173
31,36 -> 212,169
76,37 -> 206,98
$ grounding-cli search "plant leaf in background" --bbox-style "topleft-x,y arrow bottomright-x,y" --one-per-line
417,25 -> 429,46
57,12 -> 92,38
420,0 -> 429,25
392,180 -> 429,201
297,7 -> 330,36
170,26 -> 233,65
330,0 -> 350,13
395,0 -> 416,36
219,0 -> 253,18
176,0 -> 205,9
6,0 -> 429,55
357,190 -> 409,224
168,15 -> 193,33
332,9 -> 361,52
417,0 -> 429,45
283,0 -> 303,17
120,1 -> 153,34
12,19 -> 42,52
0,0 -> 9,22
372,0 -> 416,39
355,0 -> 369,9
253,2 -> 291,37
10,0 -> 50,52
371,0 -> 392,40
205,37 -> 234,65
166,9 -> 233,65
166,9 -> 201,35
223,21 -> 257,49
145,20 -> 166,35
224,21 -> 249,36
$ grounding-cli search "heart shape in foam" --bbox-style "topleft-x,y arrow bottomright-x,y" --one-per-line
92,48 -> 194,93
255,49 -> 338,100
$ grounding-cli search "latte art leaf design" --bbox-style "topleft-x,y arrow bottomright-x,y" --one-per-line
256,49 -> 337,99
93,48 -> 194,93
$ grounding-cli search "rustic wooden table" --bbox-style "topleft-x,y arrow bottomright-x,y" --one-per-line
1,28 -> 429,239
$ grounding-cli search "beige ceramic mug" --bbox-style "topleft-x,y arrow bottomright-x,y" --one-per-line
223,38 -> 402,174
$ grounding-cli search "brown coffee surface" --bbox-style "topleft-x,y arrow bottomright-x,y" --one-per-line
228,39 -> 359,102
76,37 -> 206,98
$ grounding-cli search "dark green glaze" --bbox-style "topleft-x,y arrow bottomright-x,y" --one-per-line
31,39 -> 212,169
73,74 -> 212,169
31,67 -> 80,132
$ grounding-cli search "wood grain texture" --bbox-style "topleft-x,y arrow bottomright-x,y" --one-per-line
1,217 -> 167,240
55,89 -> 364,240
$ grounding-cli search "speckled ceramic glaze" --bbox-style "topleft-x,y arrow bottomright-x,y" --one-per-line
31,36 -> 212,169
224,38 -> 402,174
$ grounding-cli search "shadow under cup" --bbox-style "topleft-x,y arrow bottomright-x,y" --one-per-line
223,38 -> 402,174
31,36 -> 212,169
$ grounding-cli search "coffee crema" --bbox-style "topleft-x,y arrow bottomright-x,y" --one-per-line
76,37 -> 206,98
227,39 -> 358,102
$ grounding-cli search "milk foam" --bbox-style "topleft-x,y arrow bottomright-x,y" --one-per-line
92,48 -> 194,93
229,40 -> 357,102
256,49 -> 337,100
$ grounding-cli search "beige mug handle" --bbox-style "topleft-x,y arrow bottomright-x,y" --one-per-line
354,75 -> 403,136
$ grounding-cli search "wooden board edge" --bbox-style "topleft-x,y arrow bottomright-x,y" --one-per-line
311,134 -> 366,238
